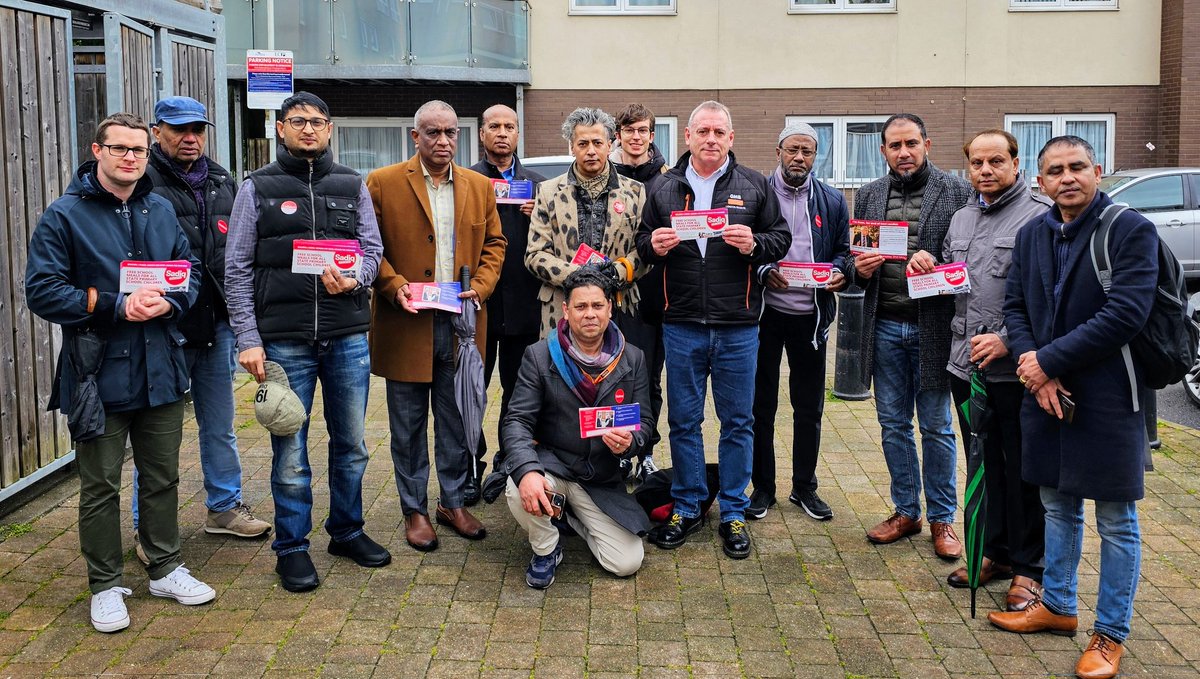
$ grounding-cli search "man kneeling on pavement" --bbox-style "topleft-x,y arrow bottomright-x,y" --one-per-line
502,267 -> 653,588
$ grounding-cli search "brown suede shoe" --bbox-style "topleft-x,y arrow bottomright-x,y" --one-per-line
404,512 -> 439,552
1076,632 -> 1124,679
947,557 -> 1013,588
866,512 -> 922,544
436,504 -> 487,540
1006,575 -> 1042,612
987,598 -> 1077,636
930,521 -> 963,560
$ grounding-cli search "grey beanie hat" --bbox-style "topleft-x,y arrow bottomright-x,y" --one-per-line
778,122 -> 819,146
254,361 -> 306,436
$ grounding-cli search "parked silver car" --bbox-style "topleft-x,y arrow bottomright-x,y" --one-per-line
521,155 -> 574,180
1100,167 -> 1200,279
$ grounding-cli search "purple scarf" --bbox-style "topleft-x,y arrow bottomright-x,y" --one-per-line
548,317 -> 626,406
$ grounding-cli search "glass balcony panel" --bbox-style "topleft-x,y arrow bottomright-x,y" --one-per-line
471,0 -> 528,69
268,1 -> 333,65
332,0 -> 408,67
409,0 -> 470,67
224,0 -> 255,65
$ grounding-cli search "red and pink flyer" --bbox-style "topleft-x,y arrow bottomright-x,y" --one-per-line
670,208 -> 728,241
570,243 -> 609,266
850,219 -> 909,260
906,261 -> 971,299
119,260 -> 192,293
778,262 -> 833,289
291,239 -> 363,278
578,403 -> 641,439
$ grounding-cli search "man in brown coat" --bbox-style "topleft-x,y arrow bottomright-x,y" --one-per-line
367,100 -> 506,551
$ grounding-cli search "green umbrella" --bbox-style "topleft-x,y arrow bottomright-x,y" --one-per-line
959,360 -> 991,618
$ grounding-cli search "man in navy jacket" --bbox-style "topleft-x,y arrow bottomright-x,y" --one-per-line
993,135 -> 1157,679
26,113 -> 214,633
748,123 -> 850,522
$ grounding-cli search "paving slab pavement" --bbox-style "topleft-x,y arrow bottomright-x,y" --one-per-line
1,367 -> 1198,678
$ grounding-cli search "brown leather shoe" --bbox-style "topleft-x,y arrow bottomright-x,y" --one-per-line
947,557 -> 1013,588
930,522 -> 963,560
987,598 -> 1077,636
1006,575 -> 1042,612
435,504 -> 487,540
1076,632 -> 1124,679
866,512 -> 922,544
404,513 -> 439,552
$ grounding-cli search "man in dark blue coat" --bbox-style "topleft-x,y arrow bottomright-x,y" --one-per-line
748,122 -> 850,522
993,135 -> 1157,679
26,113 -> 215,633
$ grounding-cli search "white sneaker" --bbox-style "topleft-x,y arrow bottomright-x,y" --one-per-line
90,587 -> 132,633
148,565 -> 216,606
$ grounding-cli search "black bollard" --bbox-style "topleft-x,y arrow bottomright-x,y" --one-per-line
833,285 -> 871,401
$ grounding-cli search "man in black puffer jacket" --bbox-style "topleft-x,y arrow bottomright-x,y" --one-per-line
129,97 -> 270,548
636,101 -> 791,560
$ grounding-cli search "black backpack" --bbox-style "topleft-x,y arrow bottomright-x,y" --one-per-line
1090,203 -> 1200,396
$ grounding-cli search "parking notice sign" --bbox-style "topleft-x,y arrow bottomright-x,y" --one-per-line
246,50 -> 293,110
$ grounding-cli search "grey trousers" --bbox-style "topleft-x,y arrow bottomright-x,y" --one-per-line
76,400 -> 185,592
386,313 -> 468,514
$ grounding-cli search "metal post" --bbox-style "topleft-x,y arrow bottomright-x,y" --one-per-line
832,285 -> 871,401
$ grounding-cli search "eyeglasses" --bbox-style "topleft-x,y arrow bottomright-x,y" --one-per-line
99,144 -> 150,159
420,127 -> 459,140
284,116 -> 330,131
781,146 -> 817,159
621,126 -> 652,137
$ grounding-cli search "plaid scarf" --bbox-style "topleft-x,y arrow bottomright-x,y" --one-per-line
573,161 -> 612,201
547,317 -> 625,406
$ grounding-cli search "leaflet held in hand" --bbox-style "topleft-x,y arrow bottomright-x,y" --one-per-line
671,208 -> 728,241
291,239 -> 363,278
850,220 -> 909,260
409,282 -> 463,313
570,242 -> 609,266
490,178 -> 535,205
778,262 -> 833,288
579,403 -> 641,438
120,260 -> 192,293
906,261 -> 971,299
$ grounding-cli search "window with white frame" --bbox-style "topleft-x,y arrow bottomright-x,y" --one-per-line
331,118 -> 479,177
1004,114 -> 1115,181
789,0 -> 895,13
1009,0 -> 1117,10
784,116 -> 889,186
654,116 -> 677,165
569,0 -> 675,15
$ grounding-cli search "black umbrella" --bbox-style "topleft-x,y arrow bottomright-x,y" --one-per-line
67,329 -> 107,441
452,266 -> 487,490
959,341 -> 991,618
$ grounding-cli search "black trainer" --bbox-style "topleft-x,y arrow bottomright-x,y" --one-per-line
718,520 -> 751,559
747,489 -> 776,520
276,552 -> 320,593
789,489 -> 833,521
328,532 -> 392,568
651,512 -> 705,549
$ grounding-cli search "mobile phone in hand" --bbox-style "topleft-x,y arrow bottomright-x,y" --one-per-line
1058,393 -> 1076,424
544,490 -> 566,519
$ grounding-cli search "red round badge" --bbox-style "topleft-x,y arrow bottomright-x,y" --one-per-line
615,389 -> 625,404
614,201 -> 625,214
280,200 -> 298,215
217,219 -> 229,234
815,215 -> 822,228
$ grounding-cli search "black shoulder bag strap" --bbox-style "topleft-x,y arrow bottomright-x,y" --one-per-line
1089,203 -> 1140,411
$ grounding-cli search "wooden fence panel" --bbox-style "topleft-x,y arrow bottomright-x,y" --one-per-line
0,5 -> 72,487
121,24 -> 153,122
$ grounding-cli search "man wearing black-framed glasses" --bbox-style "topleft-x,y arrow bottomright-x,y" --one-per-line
225,91 -> 388,593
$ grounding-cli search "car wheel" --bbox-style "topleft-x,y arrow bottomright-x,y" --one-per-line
1185,361 -> 1200,408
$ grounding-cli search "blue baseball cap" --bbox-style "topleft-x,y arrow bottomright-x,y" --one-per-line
154,96 -> 213,126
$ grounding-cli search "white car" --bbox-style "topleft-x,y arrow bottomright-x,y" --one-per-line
521,155 -> 574,180
1100,167 -> 1200,279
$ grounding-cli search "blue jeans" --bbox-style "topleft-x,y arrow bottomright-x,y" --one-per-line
266,334 -> 371,556
1040,487 -> 1141,643
132,320 -> 243,527
662,322 -> 757,523
872,318 -> 956,524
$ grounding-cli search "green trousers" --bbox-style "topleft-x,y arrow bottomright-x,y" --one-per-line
76,399 -> 184,592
